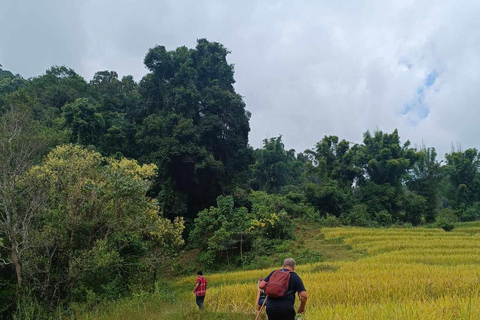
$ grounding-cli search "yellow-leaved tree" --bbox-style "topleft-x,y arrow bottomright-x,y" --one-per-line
22,144 -> 184,306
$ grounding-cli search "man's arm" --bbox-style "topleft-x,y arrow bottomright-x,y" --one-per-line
255,288 -> 261,311
192,282 -> 199,293
258,280 -> 267,290
297,291 -> 307,314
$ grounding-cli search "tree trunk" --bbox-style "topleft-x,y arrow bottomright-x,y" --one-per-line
10,237 -> 22,288
240,234 -> 243,264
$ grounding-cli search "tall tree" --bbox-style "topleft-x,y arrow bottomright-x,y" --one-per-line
0,66 -> 26,111
63,98 -> 105,146
250,136 -> 303,193
304,135 -> 360,188
0,92 -> 45,288
444,148 -> 480,209
138,39 -> 253,218
301,136 -> 359,217
357,129 -> 418,221
407,147 -> 442,222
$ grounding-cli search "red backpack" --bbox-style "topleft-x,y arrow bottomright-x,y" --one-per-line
264,270 -> 292,298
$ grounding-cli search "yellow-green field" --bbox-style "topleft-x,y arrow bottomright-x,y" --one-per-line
177,222 -> 480,319
81,222 -> 480,319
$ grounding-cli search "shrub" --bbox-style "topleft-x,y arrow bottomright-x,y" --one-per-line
375,210 -> 393,226
460,202 -> 480,222
341,204 -> 375,227
435,209 -> 458,232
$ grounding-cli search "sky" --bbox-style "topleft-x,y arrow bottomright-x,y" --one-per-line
1,0 -> 480,158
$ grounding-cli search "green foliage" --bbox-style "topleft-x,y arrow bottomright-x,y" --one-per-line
435,209 -> 459,232
250,136 -> 303,193
304,180 -> 353,217
357,130 -> 416,221
401,192 -> 428,225
189,194 -> 294,268
63,98 -> 105,145
304,135 -> 360,188
341,204 -> 375,227
374,210 -> 393,226
460,202 -> 480,222
444,148 -> 480,208
27,66 -> 89,121
21,145 -> 184,307
5,38 -> 480,318
138,39 -> 253,218
0,66 -> 26,110
407,147 -> 442,222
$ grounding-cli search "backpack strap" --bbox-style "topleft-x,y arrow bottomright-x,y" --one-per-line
284,269 -> 295,297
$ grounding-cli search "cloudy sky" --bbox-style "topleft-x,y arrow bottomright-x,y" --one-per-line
1,0 -> 480,157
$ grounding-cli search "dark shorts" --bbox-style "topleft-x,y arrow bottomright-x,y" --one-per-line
266,306 -> 296,320
196,295 -> 205,309
258,297 -> 266,306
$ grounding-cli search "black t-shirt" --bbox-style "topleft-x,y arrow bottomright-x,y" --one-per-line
264,269 -> 306,311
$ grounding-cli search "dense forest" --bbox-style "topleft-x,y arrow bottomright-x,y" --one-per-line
1,39 -> 480,318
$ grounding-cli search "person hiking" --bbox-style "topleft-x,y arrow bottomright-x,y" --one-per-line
255,277 -> 268,319
192,271 -> 207,309
259,258 -> 307,320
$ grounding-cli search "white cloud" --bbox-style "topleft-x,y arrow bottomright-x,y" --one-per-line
1,0 -> 480,158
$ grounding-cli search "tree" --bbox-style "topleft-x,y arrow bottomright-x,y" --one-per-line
0,66 -> 26,111
357,129 -> 417,221
189,194 -> 292,267
22,145 -> 184,304
138,39 -> 253,218
250,136 -> 303,193
301,136 -> 359,217
63,98 -> 105,146
27,66 -> 89,112
444,148 -> 480,209
0,92 -> 45,289
407,147 -> 442,222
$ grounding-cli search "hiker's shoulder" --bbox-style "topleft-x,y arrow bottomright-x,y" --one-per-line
290,271 -> 303,280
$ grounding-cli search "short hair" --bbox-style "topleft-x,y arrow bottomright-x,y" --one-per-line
283,258 -> 296,268
197,271 -> 203,275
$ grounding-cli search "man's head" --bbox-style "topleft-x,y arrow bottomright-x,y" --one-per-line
283,258 -> 296,270
197,271 -> 203,276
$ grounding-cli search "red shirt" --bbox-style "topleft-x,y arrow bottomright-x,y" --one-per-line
195,276 -> 207,296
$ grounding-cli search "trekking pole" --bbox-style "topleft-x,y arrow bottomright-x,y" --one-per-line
255,296 -> 267,320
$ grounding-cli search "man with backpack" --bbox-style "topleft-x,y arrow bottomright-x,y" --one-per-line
259,258 -> 307,320
192,271 -> 207,309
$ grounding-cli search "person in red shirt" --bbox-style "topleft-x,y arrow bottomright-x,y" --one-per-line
192,270 -> 207,309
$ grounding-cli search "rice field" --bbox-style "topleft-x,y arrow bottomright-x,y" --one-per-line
181,222 -> 480,319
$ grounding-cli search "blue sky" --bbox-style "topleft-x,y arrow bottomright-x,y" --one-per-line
402,71 -> 438,124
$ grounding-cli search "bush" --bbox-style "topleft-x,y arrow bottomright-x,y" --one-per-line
190,195 -> 295,268
375,210 -> 393,226
437,221 -> 455,232
341,204 -> 375,227
314,213 -> 342,227
460,202 -> 480,222
435,209 -> 458,232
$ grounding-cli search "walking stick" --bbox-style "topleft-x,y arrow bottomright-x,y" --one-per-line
255,296 -> 267,320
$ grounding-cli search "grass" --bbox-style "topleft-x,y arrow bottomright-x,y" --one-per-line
77,221 -> 480,319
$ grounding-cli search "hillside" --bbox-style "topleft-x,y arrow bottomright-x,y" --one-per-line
78,222 -> 480,320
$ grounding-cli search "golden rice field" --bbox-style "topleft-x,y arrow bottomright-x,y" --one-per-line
176,222 -> 480,320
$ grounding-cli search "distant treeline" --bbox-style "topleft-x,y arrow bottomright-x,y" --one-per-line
1,39 -> 479,318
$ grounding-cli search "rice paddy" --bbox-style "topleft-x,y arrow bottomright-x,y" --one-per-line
80,222 -> 480,319
188,222 -> 480,319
